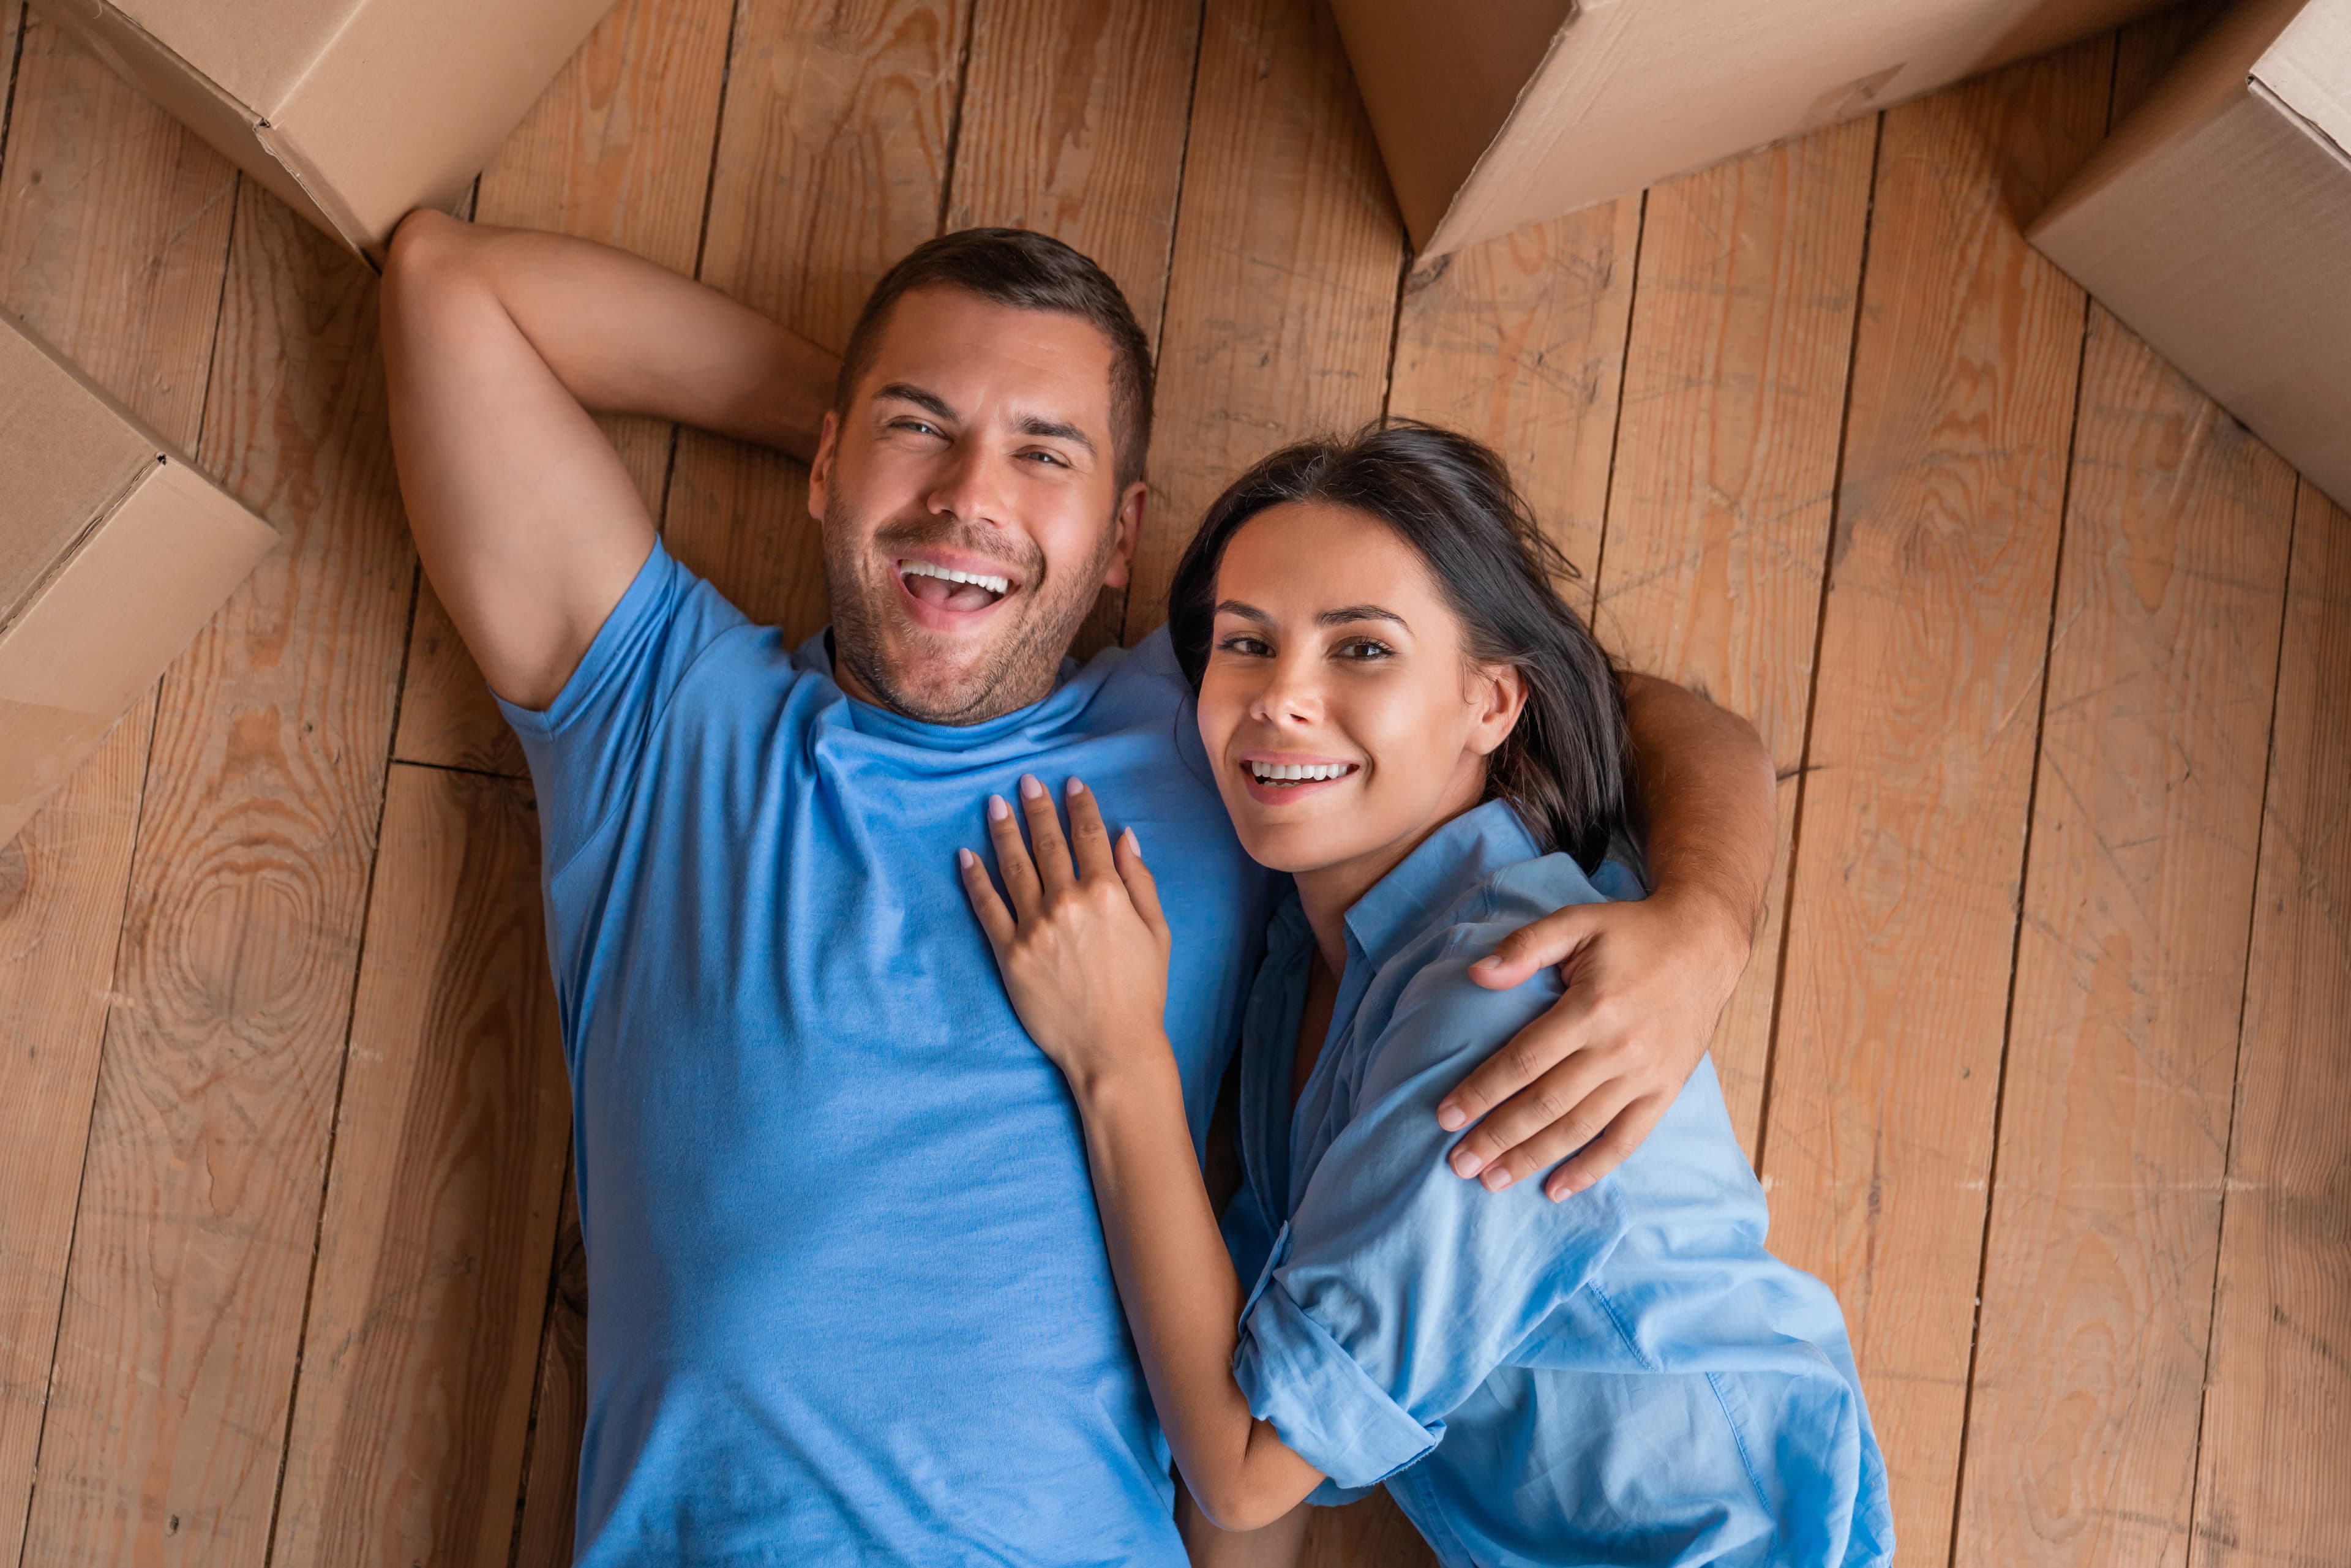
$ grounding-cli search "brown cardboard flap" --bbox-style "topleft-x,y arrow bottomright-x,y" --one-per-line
2030,0 -> 2351,509
270,0 -> 615,261
1338,0 -> 2178,258
0,452 -> 276,847
107,0 -> 361,116
2260,0 -> 2351,154
34,0 -> 351,247
1325,0 -> 1573,250
0,315 -> 158,621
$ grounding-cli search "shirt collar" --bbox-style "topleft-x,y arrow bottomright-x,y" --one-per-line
1341,798 -> 1542,968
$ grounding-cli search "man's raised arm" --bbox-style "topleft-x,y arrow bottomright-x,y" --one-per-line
1439,674 -> 1780,1199
380,211 -> 839,708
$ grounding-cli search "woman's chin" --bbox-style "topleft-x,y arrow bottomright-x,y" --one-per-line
1228,816 -> 1362,879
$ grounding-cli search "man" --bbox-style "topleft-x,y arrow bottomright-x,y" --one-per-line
380,216 -> 1777,1563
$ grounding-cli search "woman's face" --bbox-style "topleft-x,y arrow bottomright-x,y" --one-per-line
1196,500 -> 1525,883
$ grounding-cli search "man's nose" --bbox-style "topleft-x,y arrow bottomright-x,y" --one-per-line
926,439 -> 1010,528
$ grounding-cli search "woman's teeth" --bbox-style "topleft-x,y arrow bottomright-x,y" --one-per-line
901,560 -> 1010,595
1249,762 -> 1354,784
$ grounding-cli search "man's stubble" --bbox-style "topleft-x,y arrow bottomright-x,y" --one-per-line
820,494 -> 1124,727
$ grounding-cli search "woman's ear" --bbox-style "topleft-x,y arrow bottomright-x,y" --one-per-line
1467,663 -> 1529,757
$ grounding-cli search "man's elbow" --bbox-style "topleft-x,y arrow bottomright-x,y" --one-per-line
1185,1472 -> 1298,1534
380,209 -> 484,326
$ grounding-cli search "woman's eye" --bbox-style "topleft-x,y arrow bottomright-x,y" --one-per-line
1334,639 -> 1394,661
1216,634 -> 1273,658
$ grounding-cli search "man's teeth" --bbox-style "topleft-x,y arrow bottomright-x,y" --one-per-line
1250,762 -> 1353,782
901,560 -> 1010,595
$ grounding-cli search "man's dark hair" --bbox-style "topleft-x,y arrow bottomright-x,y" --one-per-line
834,227 -> 1155,494
1166,419 -> 1630,871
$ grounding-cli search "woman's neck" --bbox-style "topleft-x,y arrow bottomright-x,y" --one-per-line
1293,760 -> 1491,973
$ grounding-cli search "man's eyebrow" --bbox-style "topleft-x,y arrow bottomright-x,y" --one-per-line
1015,415 -> 1097,457
874,382 -> 957,422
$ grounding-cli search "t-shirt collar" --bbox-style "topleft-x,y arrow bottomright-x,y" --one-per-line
798,628 -> 1084,750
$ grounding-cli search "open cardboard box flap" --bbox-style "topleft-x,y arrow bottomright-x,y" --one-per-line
2030,0 -> 2351,509
0,312 -> 279,847
35,0 -> 615,263
1330,0 -> 2178,258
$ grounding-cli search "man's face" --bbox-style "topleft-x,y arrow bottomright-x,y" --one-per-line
808,287 -> 1147,725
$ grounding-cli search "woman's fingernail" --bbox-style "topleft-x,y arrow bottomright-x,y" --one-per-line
958,847 -> 976,869
1436,1101 -> 1467,1131
1019,775 -> 1044,800
1067,776 -> 1087,797
988,795 -> 1010,822
1481,1166 -> 1513,1192
1450,1147 -> 1483,1178
1119,827 -> 1140,856
1471,955 -> 1505,973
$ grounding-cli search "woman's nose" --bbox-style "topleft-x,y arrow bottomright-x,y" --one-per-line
1250,658 -> 1322,726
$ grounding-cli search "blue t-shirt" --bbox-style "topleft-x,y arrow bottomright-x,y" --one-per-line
500,542 -> 1274,1565
1221,800 -> 1895,1567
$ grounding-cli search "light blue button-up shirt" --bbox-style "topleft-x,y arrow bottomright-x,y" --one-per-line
1220,800 -> 1895,1567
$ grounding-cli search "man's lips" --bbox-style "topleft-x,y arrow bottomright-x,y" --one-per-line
892,552 -> 1022,629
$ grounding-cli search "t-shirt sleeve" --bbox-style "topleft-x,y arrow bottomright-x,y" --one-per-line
1231,925 -> 1633,1491
495,539 -> 749,881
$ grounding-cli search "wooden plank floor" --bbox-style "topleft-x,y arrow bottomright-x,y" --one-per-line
0,1 -> 2342,1563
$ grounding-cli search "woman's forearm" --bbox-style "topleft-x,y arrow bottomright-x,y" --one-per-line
422,214 -> 839,461
1069,1054 -> 1324,1531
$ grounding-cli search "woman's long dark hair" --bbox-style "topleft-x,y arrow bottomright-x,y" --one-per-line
1166,420 -> 1629,871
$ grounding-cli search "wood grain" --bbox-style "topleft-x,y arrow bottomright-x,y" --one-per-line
1955,291 -> 2295,1568
661,0 -> 969,640
0,12 -> 241,1559
511,1167 -> 587,1568
1591,120 -> 1876,1157
2186,486 -> 2351,1568
269,764 -> 569,1566
392,0 -> 738,781
1140,0 -> 1411,1551
1757,42 -> 2112,1561
948,0 -> 1201,656
1386,198 -> 1640,600
17,189 -> 415,1567
1119,0 -> 1403,642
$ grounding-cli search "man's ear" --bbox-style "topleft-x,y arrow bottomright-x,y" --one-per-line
1099,479 -> 1150,590
806,408 -> 841,523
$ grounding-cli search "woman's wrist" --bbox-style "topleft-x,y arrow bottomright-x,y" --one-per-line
1062,1035 -> 1184,1117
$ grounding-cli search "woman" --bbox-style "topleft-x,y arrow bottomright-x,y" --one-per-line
957,422 -> 1894,1566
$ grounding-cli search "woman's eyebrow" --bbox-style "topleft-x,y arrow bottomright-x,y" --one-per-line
1318,604 -> 1406,628
1213,599 -> 1273,624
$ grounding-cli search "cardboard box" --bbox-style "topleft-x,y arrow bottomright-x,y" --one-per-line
2031,0 -> 2351,509
32,0 -> 617,265
0,313 -> 278,849
1329,0 -> 2181,258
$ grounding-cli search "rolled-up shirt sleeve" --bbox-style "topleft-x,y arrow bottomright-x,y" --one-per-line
1232,936 -> 1635,1490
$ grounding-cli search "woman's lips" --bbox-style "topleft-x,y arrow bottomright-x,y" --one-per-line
1234,756 -> 1360,807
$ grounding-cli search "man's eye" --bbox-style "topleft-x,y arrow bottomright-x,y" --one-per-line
892,419 -> 943,437
1022,449 -> 1068,468
1217,634 -> 1273,657
1335,639 -> 1394,661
